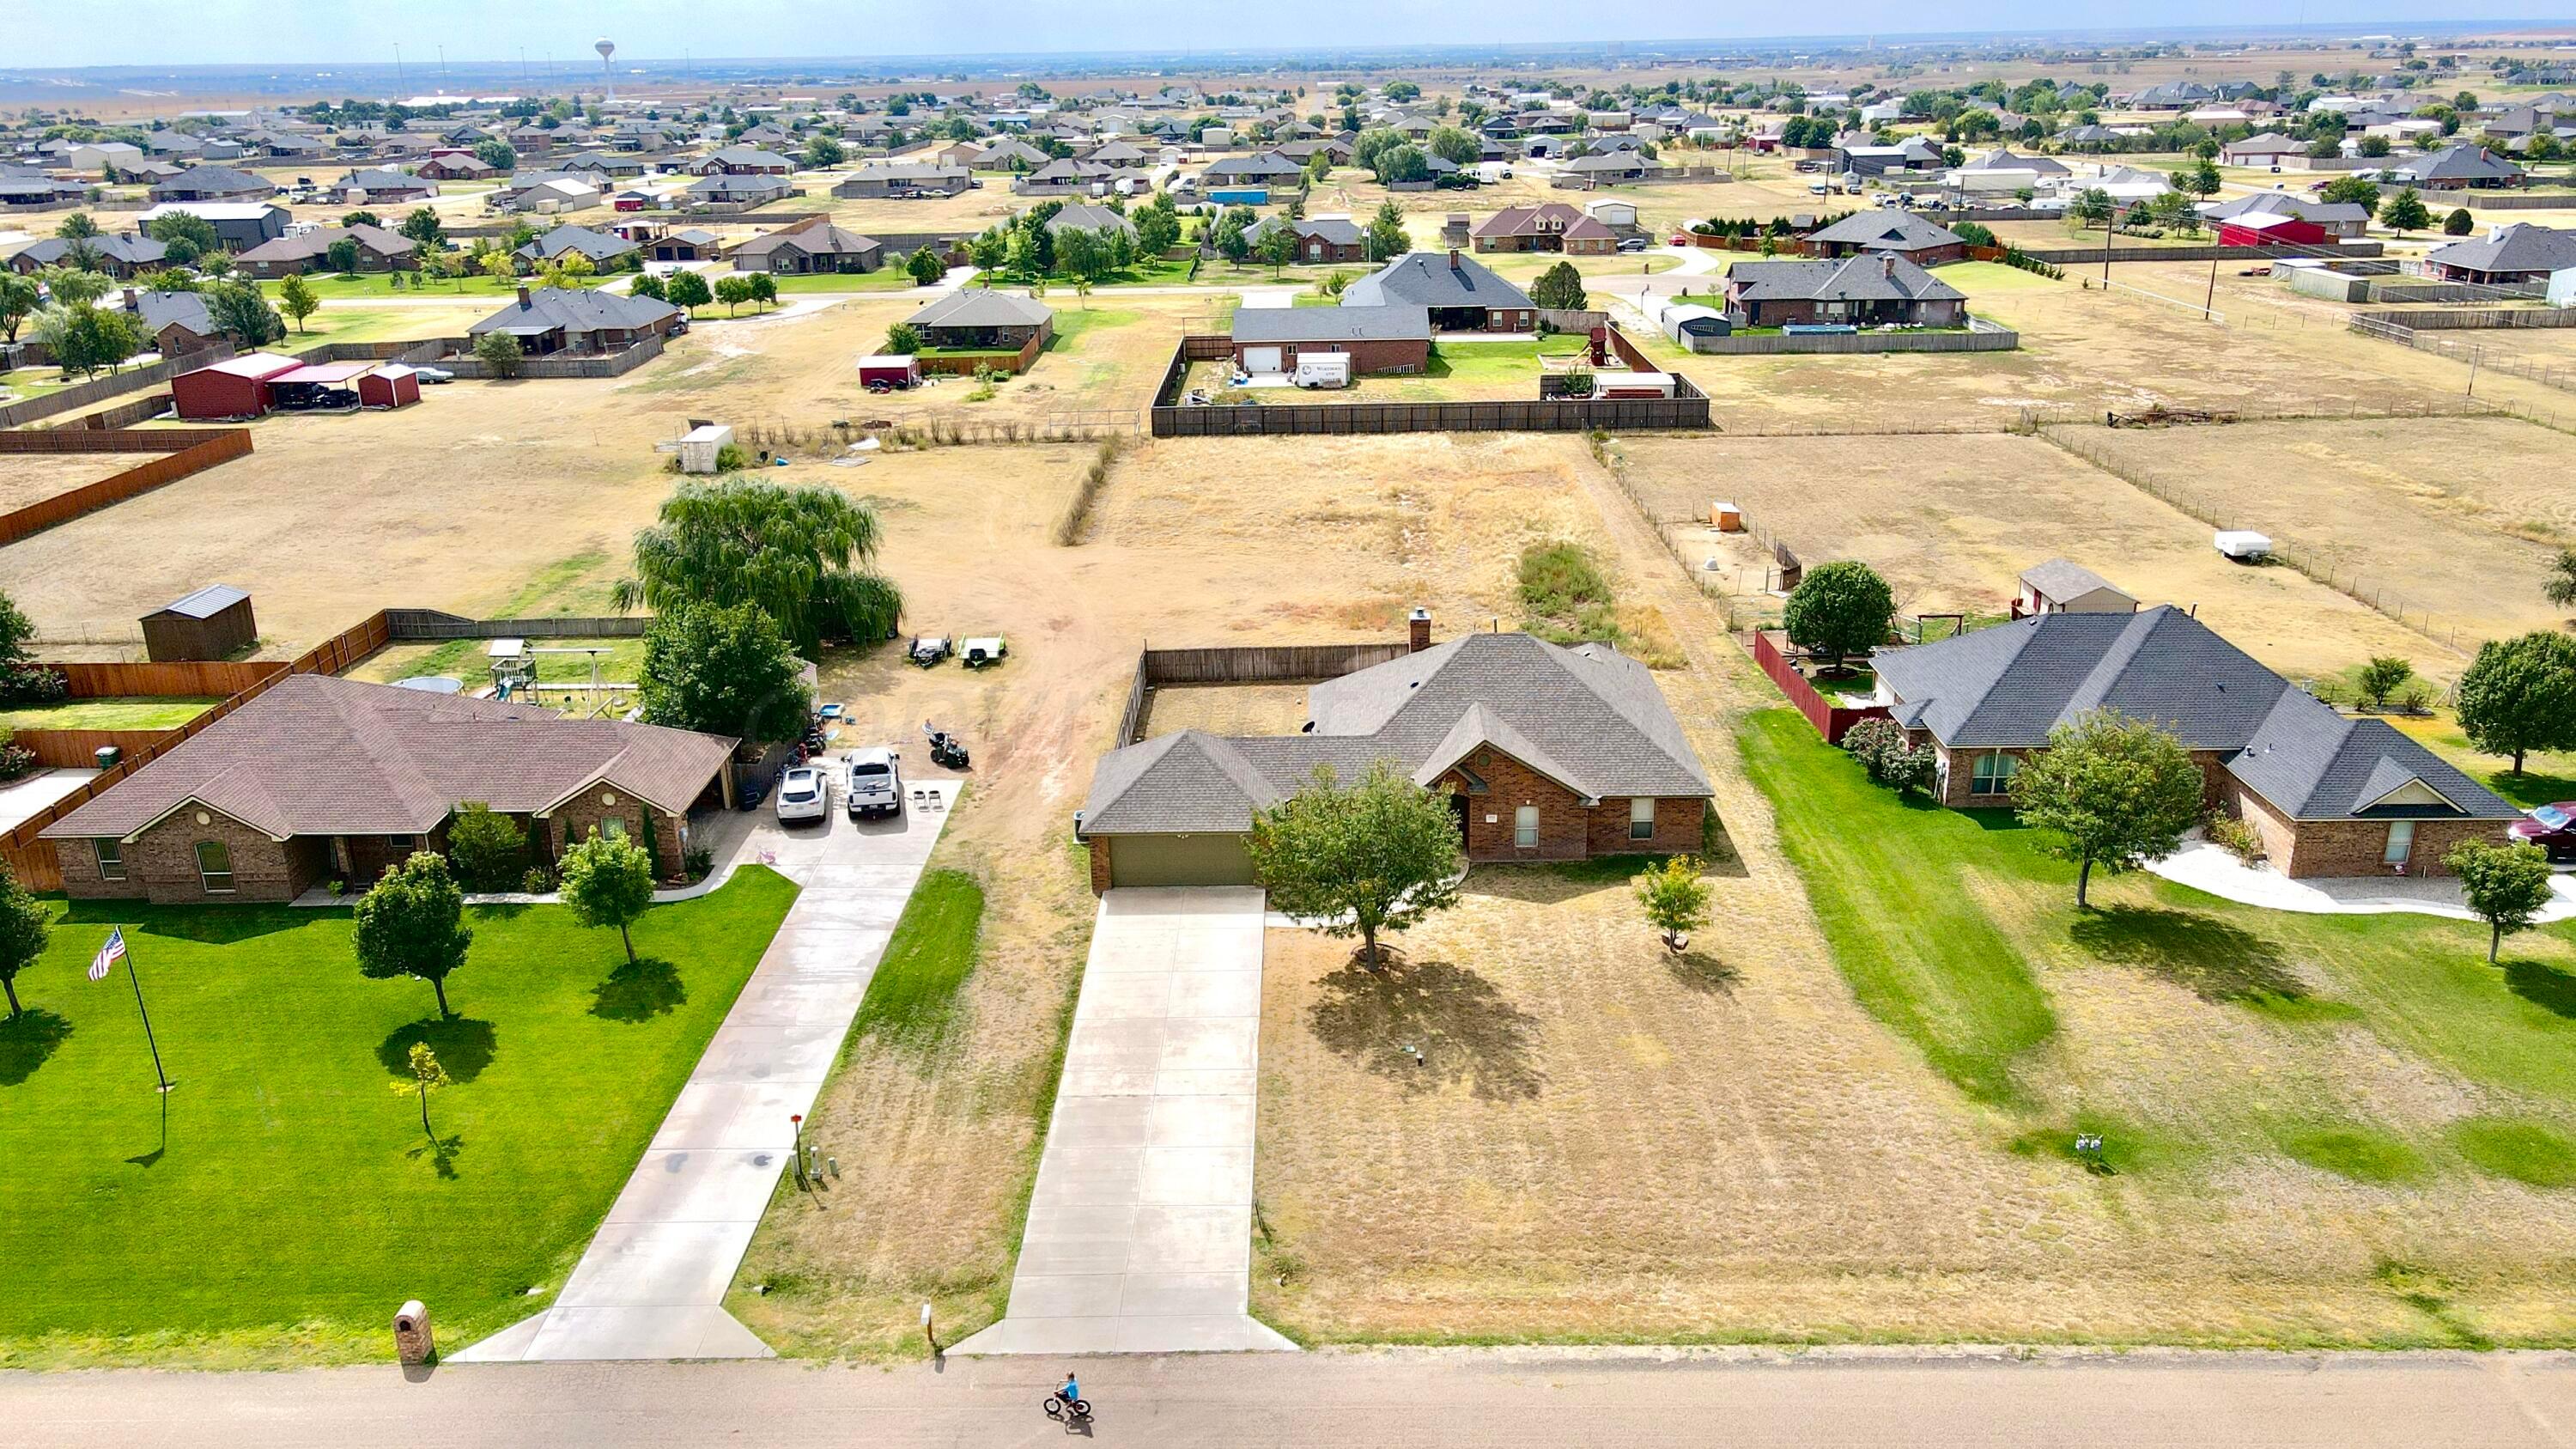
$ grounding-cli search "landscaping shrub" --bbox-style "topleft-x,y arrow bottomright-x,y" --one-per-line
0,666 -> 65,705
0,740 -> 33,783
446,802 -> 528,892
2207,812 -> 2268,866
1839,717 -> 1906,776
521,864 -> 558,894
1879,740 -> 1937,799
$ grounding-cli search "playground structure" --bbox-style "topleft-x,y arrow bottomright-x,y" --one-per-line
486,637 -> 635,718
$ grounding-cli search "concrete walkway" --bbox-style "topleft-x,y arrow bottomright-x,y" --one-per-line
454,784 -> 958,1362
2150,836 -> 2576,923
951,886 -> 1294,1355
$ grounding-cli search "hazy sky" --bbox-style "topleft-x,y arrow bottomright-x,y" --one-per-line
8,1 -> 2569,69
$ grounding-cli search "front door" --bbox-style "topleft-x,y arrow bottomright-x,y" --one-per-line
1449,791 -> 1469,849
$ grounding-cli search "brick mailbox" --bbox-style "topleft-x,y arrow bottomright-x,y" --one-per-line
394,1300 -> 434,1364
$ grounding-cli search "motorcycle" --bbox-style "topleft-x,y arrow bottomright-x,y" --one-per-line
923,720 -> 970,770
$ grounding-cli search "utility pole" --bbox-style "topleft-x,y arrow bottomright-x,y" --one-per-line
2205,254 -> 2218,320
393,43 -> 404,94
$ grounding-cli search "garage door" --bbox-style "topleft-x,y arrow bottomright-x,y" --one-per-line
1107,833 -> 1257,887
1242,346 -> 1283,374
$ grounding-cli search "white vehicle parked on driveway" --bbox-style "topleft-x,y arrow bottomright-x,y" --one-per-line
845,747 -> 903,819
775,764 -> 829,824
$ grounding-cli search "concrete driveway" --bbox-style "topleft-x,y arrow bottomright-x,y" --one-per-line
454,782 -> 958,1362
952,886 -> 1292,1355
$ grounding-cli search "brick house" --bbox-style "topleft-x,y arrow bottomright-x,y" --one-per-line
1075,620 -> 1714,890
1801,210 -> 1971,266
5,233 -> 167,279
1870,604 -> 2520,878
833,163 -> 972,198
234,222 -> 420,278
1724,254 -> 1967,328
2426,222 -> 2576,285
1229,302 -> 1431,375
733,219 -> 885,273
1245,215 -> 1366,264
1340,249 -> 1536,332
1472,203 -> 1618,255
466,285 -> 686,356
41,674 -> 735,904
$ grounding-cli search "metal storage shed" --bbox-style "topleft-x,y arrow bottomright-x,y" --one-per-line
356,364 -> 421,409
140,584 -> 255,661
169,352 -> 301,420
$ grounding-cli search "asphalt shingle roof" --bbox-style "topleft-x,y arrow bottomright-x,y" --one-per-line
2427,222 -> 2576,276
1728,254 -> 1965,304
1230,303 -> 1431,343
905,288 -> 1053,329
1805,210 -> 1967,253
467,285 -> 678,338
1342,251 -> 1534,312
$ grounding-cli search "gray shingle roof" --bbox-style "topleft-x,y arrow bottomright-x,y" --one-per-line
905,288 -> 1053,329
1805,210 -> 1967,253
2427,222 -> 2576,276
2017,558 -> 2131,605
1343,251 -> 1534,312
1230,303 -> 1431,343
14,234 -> 167,268
2405,144 -> 2524,182
2206,192 -> 2370,227
42,673 -> 735,842
514,224 -> 638,264
1729,254 -> 1965,304
128,289 -> 214,337
1080,631 -> 1712,836
1873,607 -> 2519,821
467,285 -> 678,338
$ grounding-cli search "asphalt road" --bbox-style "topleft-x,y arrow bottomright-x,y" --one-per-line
11,1348 -> 2576,1448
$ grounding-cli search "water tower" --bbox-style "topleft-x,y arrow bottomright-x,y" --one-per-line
594,38 -> 617,103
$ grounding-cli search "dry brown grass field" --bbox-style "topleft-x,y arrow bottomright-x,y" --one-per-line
0,454 -> 169,513
1616,431 -> 2454,681
1139,682 -> 1315,737
2060,415 -> 2575,648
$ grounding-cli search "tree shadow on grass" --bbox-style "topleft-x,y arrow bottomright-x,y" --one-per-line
0,1008 -> 72,1086
60,901 -> 310,945
407,1133 -> 466,1179
591,958 -> 686,1023
1667,948 -> 1739,995
377,1017 -> 497,1084
2506,960 -> 2576,1021
1305,949 -> 1544,1102
2069,906 -> 2314,1009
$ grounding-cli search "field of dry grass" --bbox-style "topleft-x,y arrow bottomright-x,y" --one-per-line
2060,415 -> 2575,648
1140,682 -> 1315,738
0,454 -> 168,513
1616,431 -> 2454,682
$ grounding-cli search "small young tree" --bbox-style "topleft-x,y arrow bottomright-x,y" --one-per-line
2455,631 -> 2576,774
2545,547 -> 2576,613
400,206 -> 446,249
906,247 -> 945,286
471,328 -> 524,378
2010,710 -> 2206,908
2379,186 -> 2432,234
713,273 -> 754,315
444,802 -> 528,892
354,851 -> 472,1018
0,272 -> 39,346
2356,655 -> 2416,710
1529,259 -> 1588,312
204,280 -> 283,347
1781,560 -> 1894,674
1631,855 -> 1710,953
0,864 -> 50,1019
52,304 -> 143,378
1249,762 -> 1463,971
394,1041 -> 450,1138
1364,199 -> 1411,262
2444,206 -> 2475,236
559,832 -> 656,964
629,271 -> 668,301
883,320 -> 922,354
746,271 -> 777,311
277,273 -> 321,333
1255,222 -> 1297,275
664,269 -> 712,312
2448,839 -> 2555,965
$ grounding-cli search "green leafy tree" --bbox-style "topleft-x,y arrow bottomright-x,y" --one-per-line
1213,211 -> 1252,265
55,211 -> 99,240
713,273 -> 754,315
2548,548 -> 2576,612
2010,710 -> 2206,907
2068,186 -> 2115,225
472,137 -> 517,171
399,206 -> 446,249
2379,186 -> 2432,234
0,865 -> 49,1018
1255,221 -> 1297,273
559,833 -> 658,965
143,210 -> 218,267
1781,560 -> 1894,673
204,280 -> 283,347
2444,207 -> 2475,236
1377,144 -> 1430,185
354,851 -> 472,1018
906,246 -> 946,285
0,272 -> 41,345
2455,631 -> 2576,774
444,803 -> 528,892
52,304 -> 143,379
1631,855 -> 1711,953
1425,125 -> 1481,168
2356,655 -> 2416,709
637,600 -> 812,743
883,320 -> 922,354
616,480 -> 902,655
2320,174 -> 2381,207
471,328 -> 523,377
325,236 -> 362,276
629,271 -> 668,301
746,271 -> 777,310
1249,761 -> 1463,970
1528,259 -> 1588,312
804,135 -> 847,168
394,1041 -> 450,1137
39,265 -> 110,308
480,249 -> 519,285
1364,198 -> 1411,262
277,273 -> 321,332
664,269 -> 713,311
2448,840 -> 2556,964
342,210 -> 382,229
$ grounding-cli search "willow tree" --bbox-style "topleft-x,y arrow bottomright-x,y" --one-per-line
614,479 -> 902,655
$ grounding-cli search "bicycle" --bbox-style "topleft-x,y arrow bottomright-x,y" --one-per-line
1042,1393 -> 1093,1426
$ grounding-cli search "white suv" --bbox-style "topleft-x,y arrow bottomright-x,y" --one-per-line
774,765 -> 829,825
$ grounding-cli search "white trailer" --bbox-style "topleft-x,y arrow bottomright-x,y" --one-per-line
678,423 -> 736,474
1292,353 -> 1352,389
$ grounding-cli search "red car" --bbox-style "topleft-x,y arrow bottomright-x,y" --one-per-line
2509,802 -> 2576,861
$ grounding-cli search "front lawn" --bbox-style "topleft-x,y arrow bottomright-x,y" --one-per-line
257,272 -> 529,301
736,268 -> 927,294
0,697 -> 222,732
978,255 -> 1198,289
0,868 -> 798,1367
2390,711 -> 2576,811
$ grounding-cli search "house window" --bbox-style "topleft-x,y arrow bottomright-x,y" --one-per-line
195,840 -> 234,894
1970,752 -> 2020,795
599,817 -> 628,841
2385,819 -> 2415,867
386,834 -> 417,855
1515,806 -> 1540,849
1630,797 -> 1656,841
94,839 -> 125,881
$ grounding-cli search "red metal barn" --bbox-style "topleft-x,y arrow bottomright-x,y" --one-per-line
356,364 -> 422,409
169,352 -> 301,420
2218,216 -> 2329,248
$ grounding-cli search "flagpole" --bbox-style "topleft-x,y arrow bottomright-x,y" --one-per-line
123,939 -> 170,1094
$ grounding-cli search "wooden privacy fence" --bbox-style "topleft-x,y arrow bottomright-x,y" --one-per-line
55,661 -> 284,697
0,429 -> 253,548
13,728 -> 183,770
384,609 -> 649,640
2017,240 -> 2385,265
1156,393 -> 1711,436
1119,642 -> 1414,744
0,611 -> 391,889
0,341 -> 237,429
1752,630 -> 1888,746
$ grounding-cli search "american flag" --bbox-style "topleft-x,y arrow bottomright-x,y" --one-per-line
88,927 -> 125,982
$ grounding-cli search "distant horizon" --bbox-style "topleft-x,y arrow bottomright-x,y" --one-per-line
6,8 -> 2574,76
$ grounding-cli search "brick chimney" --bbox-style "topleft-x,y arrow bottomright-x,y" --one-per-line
516,284 -> 532,307
121,287 -> 138,311
1448,247 -> 1462,271
1408,606 -> 1431,652
1881,253 -> 1895,277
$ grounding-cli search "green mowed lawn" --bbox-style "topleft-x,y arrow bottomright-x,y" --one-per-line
1739,708 -> 2576,1183
0,868 -> 797,1365
734,269 -> 933,294
0,697 -> 222,731
258,273 -> 529,301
